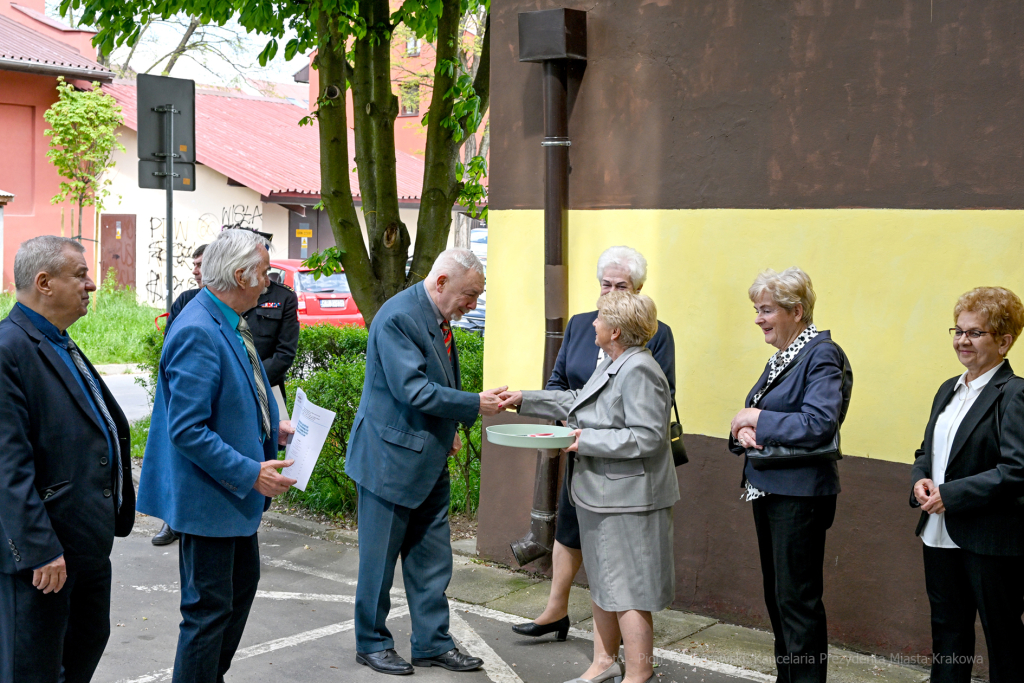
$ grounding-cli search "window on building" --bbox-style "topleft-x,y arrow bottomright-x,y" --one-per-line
399,82 -> 420,117
406,37 -> 421,56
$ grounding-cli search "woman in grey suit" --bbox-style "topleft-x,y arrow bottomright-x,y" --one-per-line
500,291 -> 679,683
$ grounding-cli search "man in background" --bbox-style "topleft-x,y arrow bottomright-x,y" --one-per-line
137,229 -> 296,683
0,236 -> 135,683
346,249 -> 505,675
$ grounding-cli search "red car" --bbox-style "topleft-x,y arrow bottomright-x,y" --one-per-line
269,259 -> 365,328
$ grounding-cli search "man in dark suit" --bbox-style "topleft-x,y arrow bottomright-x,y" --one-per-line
137,229 -> 296,683
165,243 -> 206,330
345,249 -> 505,675
241,277 -> 299,394
0,235 -> 135,683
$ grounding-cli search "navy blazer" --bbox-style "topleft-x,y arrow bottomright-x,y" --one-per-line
137,289 -> 280,537
0,306 -> 135,573
345,284 -> 480,509
547,310 -> 676,395
910,362 -> 1024,556
730,331 -> 852,497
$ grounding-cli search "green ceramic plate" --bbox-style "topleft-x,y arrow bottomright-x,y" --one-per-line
485,424 -> 577,449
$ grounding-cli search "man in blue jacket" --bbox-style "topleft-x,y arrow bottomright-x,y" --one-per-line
346,249 -> 505,675
137,229 -> 296,683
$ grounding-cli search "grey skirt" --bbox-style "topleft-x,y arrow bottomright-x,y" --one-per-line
577,505 -> 675,612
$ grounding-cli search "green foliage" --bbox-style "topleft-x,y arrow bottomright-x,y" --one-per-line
134,323 -> 165,403
289,323 -> 368,379
281,323 -> 484,518
0,292 -> 14,319
300,246 -> 346,285
130,415 -> 151,460
457,154 -> 488,220
43,77 -> 125,238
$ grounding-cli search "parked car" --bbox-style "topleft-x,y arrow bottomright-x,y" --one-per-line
269,259 -> 365,327
470,227 -> 487,267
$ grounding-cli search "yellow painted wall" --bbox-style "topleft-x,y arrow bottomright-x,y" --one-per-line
483,209 -> 1024,464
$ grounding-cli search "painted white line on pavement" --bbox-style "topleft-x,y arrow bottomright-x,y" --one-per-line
449,609 -> 524,683
131,585 -> 354,603
115,606 -> 411,683
449,600 -> 775,683
263,556 -> 407,602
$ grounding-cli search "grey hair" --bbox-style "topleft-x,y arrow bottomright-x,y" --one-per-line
427,248 -> 485,282
596,246 -> 648,289
749,267 -> 816,324
14,236 -> 85,291
201,229 -> 269,291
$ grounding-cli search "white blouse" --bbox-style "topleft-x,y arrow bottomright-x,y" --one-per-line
921,361 -> 1004,548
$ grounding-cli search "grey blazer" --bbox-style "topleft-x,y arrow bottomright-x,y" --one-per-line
520,346 -> 680,513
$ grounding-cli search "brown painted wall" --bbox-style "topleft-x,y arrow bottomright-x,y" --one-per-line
478,414 -> 990,663
491,0 -> 1024,210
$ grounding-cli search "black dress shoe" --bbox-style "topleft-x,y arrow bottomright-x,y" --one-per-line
152,523 -> 180,546
356,649 -> 414,675
511,615 -> 570,641
412,648 -> 483,672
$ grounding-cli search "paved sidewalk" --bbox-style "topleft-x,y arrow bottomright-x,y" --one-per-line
261,512 -> 930,683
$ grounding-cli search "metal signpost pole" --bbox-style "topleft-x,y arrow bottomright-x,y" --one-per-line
163,105 -> 176,313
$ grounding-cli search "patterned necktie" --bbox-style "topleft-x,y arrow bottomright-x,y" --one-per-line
440,320 -> 453,361
237,316 -> 272,438
66,340 -> 122,511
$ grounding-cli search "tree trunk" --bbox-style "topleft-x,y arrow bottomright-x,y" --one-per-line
163,17 -> 200,75
316,14 -> 385,326
408,7 -> 489,284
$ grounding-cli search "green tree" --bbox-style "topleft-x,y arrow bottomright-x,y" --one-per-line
71,0 -> 489,325
43,77 -> 125,241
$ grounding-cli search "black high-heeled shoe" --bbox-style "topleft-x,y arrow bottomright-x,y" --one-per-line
511,615 -> 570,641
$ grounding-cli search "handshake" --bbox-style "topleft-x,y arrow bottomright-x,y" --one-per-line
477,387 -> 525,416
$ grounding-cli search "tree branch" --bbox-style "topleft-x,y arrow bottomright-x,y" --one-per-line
163,16 -> 201,74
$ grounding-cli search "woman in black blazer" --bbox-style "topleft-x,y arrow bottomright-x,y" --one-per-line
729,267 -> 852,683
911,287 -> 1024,683
511,246 -> 676,647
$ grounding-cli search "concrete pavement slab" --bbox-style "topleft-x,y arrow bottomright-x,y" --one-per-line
484,582 -> 595,626
575,609 -> 719,649
447,558 -> 542,605
104,373 -> 151,422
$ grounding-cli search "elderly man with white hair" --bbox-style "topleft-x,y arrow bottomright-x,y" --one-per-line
137,229 -> 297,683
346,248 -> 506,675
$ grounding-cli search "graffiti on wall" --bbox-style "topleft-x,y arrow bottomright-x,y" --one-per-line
146,206 -> 265,306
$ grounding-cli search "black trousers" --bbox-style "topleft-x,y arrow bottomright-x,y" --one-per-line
0,559 -> 112,683
752,494 -> 836,683
173,533 -> 260,683
922,545 -> 1024,683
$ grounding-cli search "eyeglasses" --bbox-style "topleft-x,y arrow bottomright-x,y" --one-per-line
949,328 -> 993,340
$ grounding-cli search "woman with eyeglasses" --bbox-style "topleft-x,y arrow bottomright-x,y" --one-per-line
911,287 -> 1024,683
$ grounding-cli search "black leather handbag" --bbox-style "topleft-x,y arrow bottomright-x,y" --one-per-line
670,399 -> 688,466
744,339 -> 851,470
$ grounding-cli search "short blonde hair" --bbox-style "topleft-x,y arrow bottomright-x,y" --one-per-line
748,267 -> 816,325
596,291 -> 658,348
954,287 -> 1024,350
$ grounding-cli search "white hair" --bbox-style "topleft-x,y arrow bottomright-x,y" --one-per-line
14,236 -> 84,291
596,245 -> 648,289
427,248 -> 484,282
201,229 -> 269,291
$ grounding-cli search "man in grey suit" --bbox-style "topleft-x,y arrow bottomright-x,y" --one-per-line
346,249 -> 505,675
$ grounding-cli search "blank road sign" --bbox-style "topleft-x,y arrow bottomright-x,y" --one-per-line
137,74 -> 196,164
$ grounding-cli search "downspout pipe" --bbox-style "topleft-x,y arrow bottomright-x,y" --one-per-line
512,9 -> 587,567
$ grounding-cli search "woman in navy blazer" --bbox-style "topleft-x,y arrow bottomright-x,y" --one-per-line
910,287 -> 1024,683
512,246 -> 676,645
729,267 -> 852,683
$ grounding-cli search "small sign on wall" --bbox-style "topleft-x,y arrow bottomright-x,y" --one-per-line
116,221 -> 122,239
295,228 -> 313,237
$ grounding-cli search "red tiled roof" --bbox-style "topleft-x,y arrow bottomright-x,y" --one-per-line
10,4 -> 89,33
104,80 -> 424,201
0,14 -> 112,81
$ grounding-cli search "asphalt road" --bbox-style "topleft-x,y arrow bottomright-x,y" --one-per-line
97,515 -> 752,683
104,373 -> 152,422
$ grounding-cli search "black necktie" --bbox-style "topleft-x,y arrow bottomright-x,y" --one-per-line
66,340 -> 122,511
237,317 -> 272,438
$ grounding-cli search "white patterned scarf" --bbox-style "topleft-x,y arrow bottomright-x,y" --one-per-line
743,324 -> 819,502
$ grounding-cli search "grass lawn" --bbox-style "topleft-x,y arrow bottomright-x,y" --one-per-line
1,283 -> 162,365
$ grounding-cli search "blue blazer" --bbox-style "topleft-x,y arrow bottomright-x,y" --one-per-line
547,310 -> 676,395
137,289 -> 280,537
730,331 -> 852,497
345,284 -> 480,509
